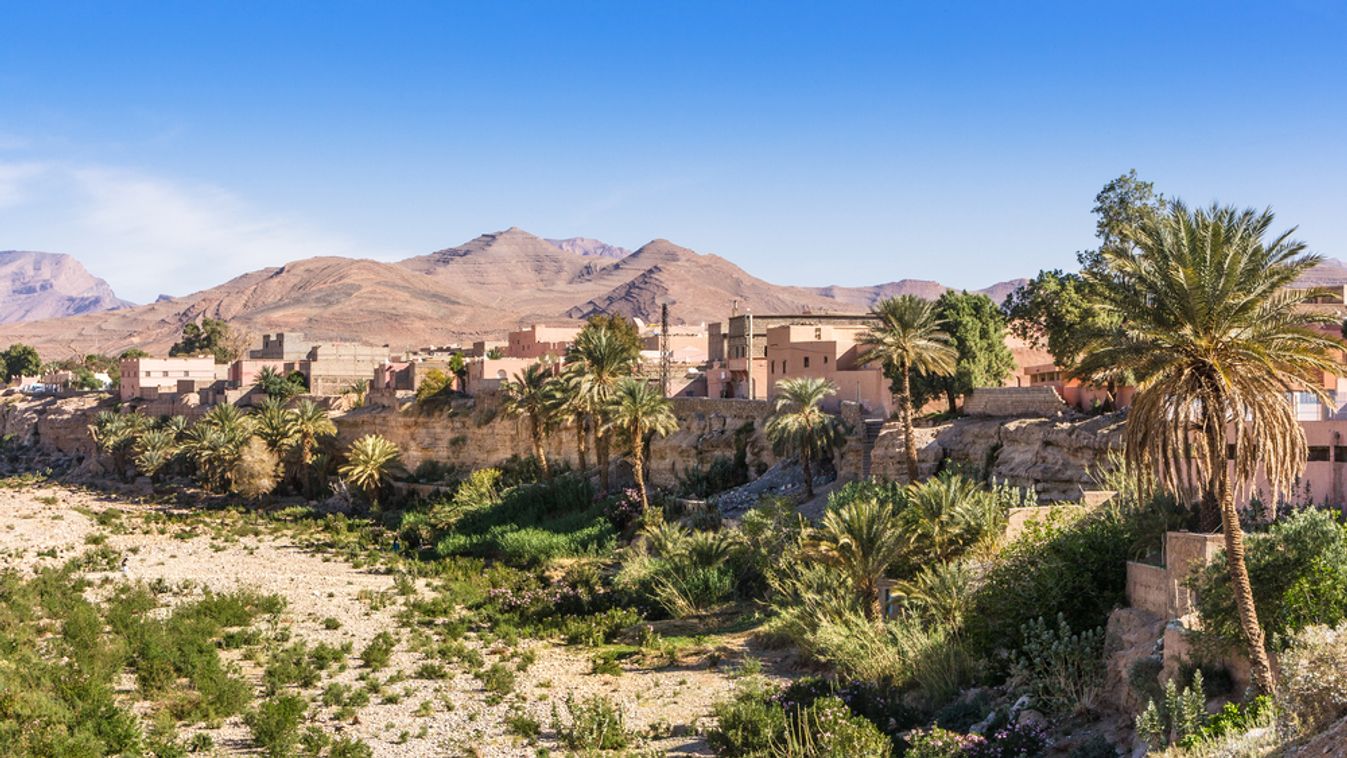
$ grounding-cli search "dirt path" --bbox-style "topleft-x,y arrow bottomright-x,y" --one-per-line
0,484 -> 789,756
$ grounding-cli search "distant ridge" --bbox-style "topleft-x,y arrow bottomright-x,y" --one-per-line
0,229 -> 1024,357
0,251 -> 131,324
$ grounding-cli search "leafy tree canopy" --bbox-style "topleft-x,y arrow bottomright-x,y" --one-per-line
910,290 -> 1015,412
583,314 -> 643,358
1004,170 -> 1165,370
170,318 -> 242,364
2,343 -> 42,382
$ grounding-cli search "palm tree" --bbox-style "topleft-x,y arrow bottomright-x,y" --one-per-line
860,295 -> 958,483
570,323 -> 641,494
1075,202 -> 1343,696
254,397 -> 298,455
291,399 -> 336,497
291,399 -> 336,466
339,434 -> 402,510
807,497 -> 907,620
900,472 -> 1003,563
183,404 -> 254,491
552,364 -> 592,473
501,362 -> 560,479
89,411 -> 151,482
765,377 -> 849,499
133,428 -> 178,484
603,377 -> 678,511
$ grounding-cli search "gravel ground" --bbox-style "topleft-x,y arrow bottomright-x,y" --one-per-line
0,483 -> 792,756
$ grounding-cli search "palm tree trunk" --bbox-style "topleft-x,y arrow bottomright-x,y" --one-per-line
1215,436 -> 1276,695
596,430 -> 611,495
865,578 -> 883,621
802,451 -> 815,499
531,418 -> 551,479
575,415 -> 589,472
632,429 -> 648,511
902,365 -> 919,483
945,385 -> 957,415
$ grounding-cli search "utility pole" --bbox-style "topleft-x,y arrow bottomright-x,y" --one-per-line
746,309 -> 754,400
660,303 -> 671,398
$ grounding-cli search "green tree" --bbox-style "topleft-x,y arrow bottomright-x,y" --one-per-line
552,363 -> 594,473
90,411 -> 151,481
1075,201 -> 1342,696
501,362 -> 560,479
170,318 -> 241,363
291,399 -> 336,496
859,296 -> 957,483
118,347 -> 150,360
911,291 -> 1015,413
133,428 -> 178,483
765,377 -> 849,500
807,497 -> 907,620
339,434 -> 402,510
1005,171 -> 1165,372
603,377 -> 678,511
2,343 -> 42,382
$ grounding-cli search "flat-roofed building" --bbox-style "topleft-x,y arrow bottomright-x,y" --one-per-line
120,356 -> 219,402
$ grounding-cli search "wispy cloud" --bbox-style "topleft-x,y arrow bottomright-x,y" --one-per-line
0,160 -> 361,302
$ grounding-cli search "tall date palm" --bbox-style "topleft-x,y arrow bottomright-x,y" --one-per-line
860,295 -> 957,483
1075,201 -> 1342,695
604,377 -> 678,511
765,377 -> 849,499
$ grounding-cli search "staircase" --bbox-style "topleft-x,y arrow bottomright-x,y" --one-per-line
860,418 -> 885,479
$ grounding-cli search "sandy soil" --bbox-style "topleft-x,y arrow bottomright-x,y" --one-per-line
0,484 -> 791,756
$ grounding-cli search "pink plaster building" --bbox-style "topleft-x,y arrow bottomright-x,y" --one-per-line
763,323 -> 893,417
119,356 -> 219,402
505,324 -> 583,360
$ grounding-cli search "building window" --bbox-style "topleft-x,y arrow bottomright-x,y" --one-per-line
814,328 -> 822,340
824,356 -> 828,364
804,356 -> 810,368
1335,446 -> 1347,463
770,361 -> 775,375
1308,446 -> 1331,462
783,360 -> 788,373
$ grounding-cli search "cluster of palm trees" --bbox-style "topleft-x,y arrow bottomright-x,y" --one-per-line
497,320 -> 678,509
91,398 -> 339,498
795,201 -> 1336,698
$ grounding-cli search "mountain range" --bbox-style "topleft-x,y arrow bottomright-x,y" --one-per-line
0,251 -> 132,325
23,229 -> 1343,360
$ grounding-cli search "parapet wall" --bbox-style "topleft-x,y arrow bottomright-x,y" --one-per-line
964,386 -> 1068,418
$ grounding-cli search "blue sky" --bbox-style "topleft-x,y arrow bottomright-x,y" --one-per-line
1,1 -> 1344,303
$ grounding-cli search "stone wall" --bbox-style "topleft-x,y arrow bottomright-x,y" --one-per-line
333,393 -> 781,489
0,392 -> 113,458
869,413 -> 1124,500
963,386 -> 1068,418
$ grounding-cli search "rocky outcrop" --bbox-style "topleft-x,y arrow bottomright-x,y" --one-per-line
870,414 -> 1123,500
1102,607 -> 1166,716
0,392 -> 112,457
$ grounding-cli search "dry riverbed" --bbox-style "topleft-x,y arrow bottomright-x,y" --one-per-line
0,483 -> 794,756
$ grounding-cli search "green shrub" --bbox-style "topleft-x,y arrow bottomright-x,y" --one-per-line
550,692 -> 632,751
964,495 -> 1177,660
1135,671 -> 1207,750
360,632 -> 395,670
559,607 -> 641,646
328,736 -> 375,758
1008,614 -> 1105,716
777,696 -> 892,757
1190,509 -> 1347,652
245,694 -> 307,758
1277,622 -> 1347,737
505,708 -> 542,739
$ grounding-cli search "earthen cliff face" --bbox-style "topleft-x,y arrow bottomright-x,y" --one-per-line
870,414 -> 1124,500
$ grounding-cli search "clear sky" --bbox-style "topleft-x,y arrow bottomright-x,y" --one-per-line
1,1 -> 1344,303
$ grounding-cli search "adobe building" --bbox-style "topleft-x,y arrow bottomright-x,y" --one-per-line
505,324 -> 584,360
708,313 -> 877,401
763,323 -> 893,417
119,355 -> 220,402
237,332 -> 388,396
